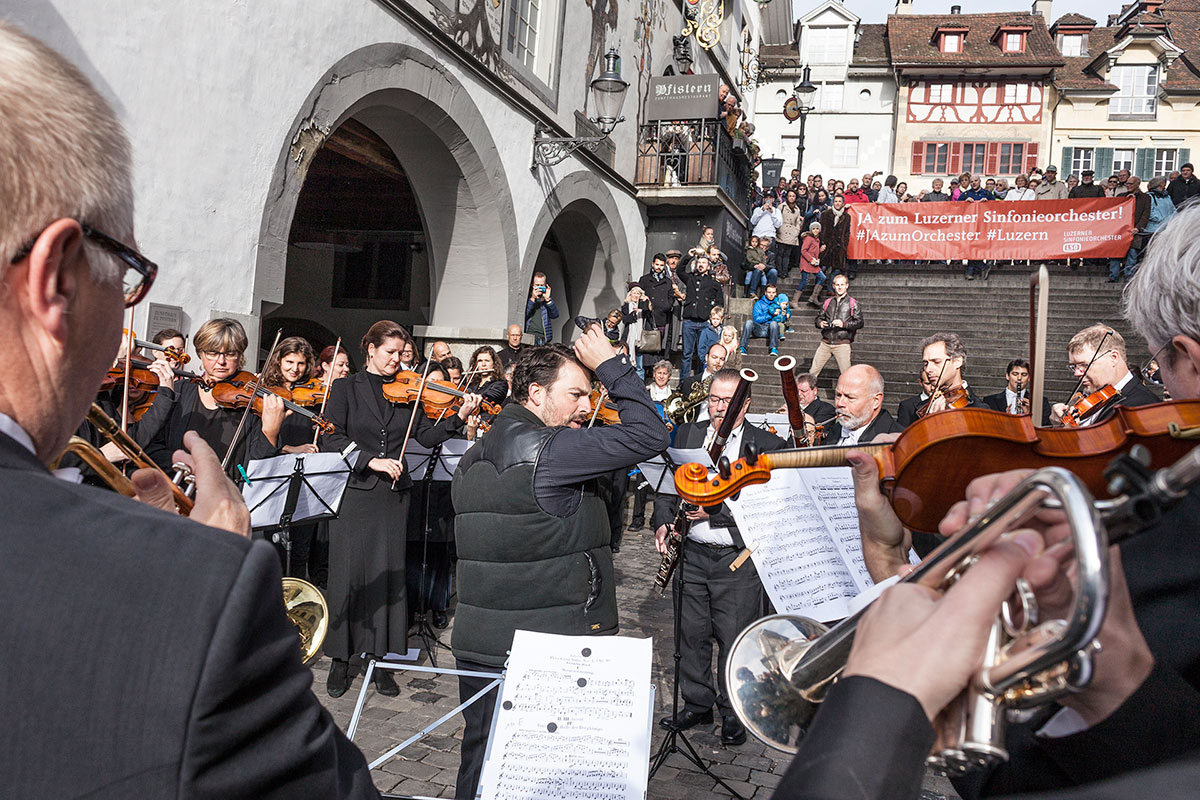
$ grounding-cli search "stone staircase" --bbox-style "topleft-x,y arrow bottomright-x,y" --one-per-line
717,261 -> 1150,416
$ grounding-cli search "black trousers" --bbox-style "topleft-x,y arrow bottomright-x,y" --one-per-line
455,658 -> 502,799
676,541 -> 764,718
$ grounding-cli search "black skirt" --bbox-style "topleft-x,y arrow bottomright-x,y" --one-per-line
323,481 -> 410,661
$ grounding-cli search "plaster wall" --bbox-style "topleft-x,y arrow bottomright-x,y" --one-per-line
3,0 -> 648,349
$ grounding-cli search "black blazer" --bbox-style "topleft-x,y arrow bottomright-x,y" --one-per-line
146,381 -> 276,478
0,433 -> 377,797
652,420 -> 786,536
855,408 -> 901,443
320,370 -> 463,491
896,389 -> 984,429
800,398 -> 841,443
981,389 -> 1053,426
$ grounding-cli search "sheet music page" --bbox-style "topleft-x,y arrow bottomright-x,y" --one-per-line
434,437 -> 474,481
480,631 -> 653,800
802,467 -> 875,594
242,452 -> 353,528
726,469 -> 858,622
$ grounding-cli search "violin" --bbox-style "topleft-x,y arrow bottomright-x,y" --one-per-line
1060,385 -> 1120,427
206,371 -> 335,434
915,385 -> 971,418
588,388 -> 621,426
288,379 -> 327,408
101,358 -> 204,421
380,370 -> 502,417
674,402 -> 1200,533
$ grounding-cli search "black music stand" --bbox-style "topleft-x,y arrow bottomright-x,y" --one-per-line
244,452 -> 352,576
648,453 -> 747,800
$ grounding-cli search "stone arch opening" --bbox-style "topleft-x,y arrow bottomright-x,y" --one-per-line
255,43 -> 520,352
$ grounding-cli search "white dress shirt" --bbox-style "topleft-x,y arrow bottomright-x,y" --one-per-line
838,421 -> 865,447
688,423 -> 744,546
0,411 -> 84,483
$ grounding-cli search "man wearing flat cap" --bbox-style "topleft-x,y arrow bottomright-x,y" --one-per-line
1071,169 -> 1107,199
1035,165 -> 1069,200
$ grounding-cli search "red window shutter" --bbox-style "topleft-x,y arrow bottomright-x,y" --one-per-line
985,142 -> 1000,176
1024,142 -> 1040,173
912,141 -> 925,175
949,142 -> 963,176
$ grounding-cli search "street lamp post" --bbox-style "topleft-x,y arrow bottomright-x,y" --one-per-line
531,49 -> 629,169
792,65 -> 817,179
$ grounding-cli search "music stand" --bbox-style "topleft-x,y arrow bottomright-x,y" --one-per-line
244,452 -> 354,576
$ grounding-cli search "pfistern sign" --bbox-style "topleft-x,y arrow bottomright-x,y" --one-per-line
645,75 -> 721,122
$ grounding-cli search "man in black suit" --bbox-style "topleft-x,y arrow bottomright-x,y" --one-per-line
833,364 -> 900,445
794,371 -> 840,441
652,369 -> 786,746
637,252 -> 678,344
0,21 -> 375,797
982,358 -> 1052,426
1050,325 -> 1159,426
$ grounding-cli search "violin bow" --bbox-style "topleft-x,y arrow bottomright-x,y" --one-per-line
120,315 -> 135,433
312,337 -> 341,446
435,363 -> 481,424
222,328 -> 282,472
393,357 -> 433,489
1029,266 -> 1050,420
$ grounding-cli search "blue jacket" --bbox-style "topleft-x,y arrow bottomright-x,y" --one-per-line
752,295 -> 788,325
958,188 -> 991,202
697,322 -> 722,357
1147,192 -> 1178,234
524,297 -> 560,343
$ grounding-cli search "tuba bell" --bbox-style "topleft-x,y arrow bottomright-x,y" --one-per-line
725,466 -> 1112,773
663,375 -> 712,427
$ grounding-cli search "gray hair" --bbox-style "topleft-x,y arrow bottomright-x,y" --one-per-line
920,331 -> 968,367
652,359 -> 673,374
1148,176 -> 1168,192
0,21 -> 132,283
1124,206 -> 1200,352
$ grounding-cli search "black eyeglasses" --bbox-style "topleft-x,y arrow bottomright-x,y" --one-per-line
9,222 -> 157,307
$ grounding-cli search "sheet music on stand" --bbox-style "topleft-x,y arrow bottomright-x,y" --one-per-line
636,447 -> 711,497
745,412 -> 791,440
405,438 -> 475,481
242,451 -> 356,530
479,631 -> 654,800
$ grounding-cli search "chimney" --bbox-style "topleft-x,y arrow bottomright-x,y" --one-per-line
894,0 -> 915,15
1032,0 -> 1052,17
950,4 -> 962,13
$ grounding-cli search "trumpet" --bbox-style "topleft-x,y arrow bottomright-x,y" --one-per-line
57,403 -> 195,514
726,466 -> 1111,773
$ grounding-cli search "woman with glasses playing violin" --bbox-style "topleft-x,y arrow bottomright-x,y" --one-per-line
319,320 -> 481,699
146,318 -> 278,479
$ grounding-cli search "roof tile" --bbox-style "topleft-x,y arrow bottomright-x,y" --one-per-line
887,12 -> 1064,69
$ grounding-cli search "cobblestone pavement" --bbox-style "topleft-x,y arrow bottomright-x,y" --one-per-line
315,523 -> 960,799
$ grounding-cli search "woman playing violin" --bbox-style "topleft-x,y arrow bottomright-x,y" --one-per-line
318,344 -> 352,384
466,345 -> 509,421
1050,325 -> 1160,426
259,336 -> 320,456
319,320 -> 481,699
146,318 -> 277,478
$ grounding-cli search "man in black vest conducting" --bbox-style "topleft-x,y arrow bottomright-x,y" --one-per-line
652,369 -> 786,746
450,326 -> 670,799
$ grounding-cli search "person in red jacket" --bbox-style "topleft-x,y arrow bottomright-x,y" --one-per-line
797,222 -> 827,306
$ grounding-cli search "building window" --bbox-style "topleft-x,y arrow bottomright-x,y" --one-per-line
1071,147 -> 1094,174
998,143 -> 1026,174
1003,32 -> 1025,53
1109,65 -> 1158,117
333,240 -> 414,309
1113,149 -> 1135,173
807,27 -> 847,64
1058,34 -> 1083,57
1155,148 -> 1179,175
962,143 -> 987,175
819,82 -> 844,111
927,82 -> 954,103
833,136 -> 859,168
920,142 -> 950,174
1002,83 -> 1030,104
941,33 -> 963,53
506,0 -> 559,85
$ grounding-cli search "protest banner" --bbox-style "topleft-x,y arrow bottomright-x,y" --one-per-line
847,197 -> 1134,261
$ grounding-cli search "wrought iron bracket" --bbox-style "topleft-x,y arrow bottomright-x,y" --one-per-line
530,119 -> 623,169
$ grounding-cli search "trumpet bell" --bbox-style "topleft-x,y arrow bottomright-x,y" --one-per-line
283,577 -> 329,664
726,614 -> 830,753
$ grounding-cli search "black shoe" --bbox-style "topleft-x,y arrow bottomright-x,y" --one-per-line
659,708 -> 714,731
374,668 -> 399,697
627,520 -> 643,532
432,611 -> 449,629
326,659 -> 350,698
721,715 -> 747,746
982,264 -> 992,280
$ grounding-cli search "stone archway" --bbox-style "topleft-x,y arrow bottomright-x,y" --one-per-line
255,43 -> 521,340
521,172 -> 633,342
